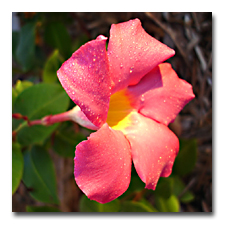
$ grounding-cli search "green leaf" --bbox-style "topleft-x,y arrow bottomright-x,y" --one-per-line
22,145 -> 59,204
180,191 -> 194,203
154,177 -> 174,199
53,123 -> 86,158
13,83 -> 70,146
16,22 -> 36,72
119,175 -> 145,200
12,31 -> 19,58
12,143 -> 24,194
12,88 -> 18,110
71,34 -> 89,52
43,50 -> 63,83
14,80 -> 34,95
173,139 -> 198,176
79,195 -> 120,212
13,80 -> 33,110
155,194 -> 180,212
139,199 -> 158,212
26,205 -> 61,212
44,22 -> 72,58
172,176 -> 194,203
120,200 -> 157,212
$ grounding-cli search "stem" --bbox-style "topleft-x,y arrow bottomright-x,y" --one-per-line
12,106 -> 98,141
132,189 -> 147,201
12,109 -> 76,140
40,111 -> 74,126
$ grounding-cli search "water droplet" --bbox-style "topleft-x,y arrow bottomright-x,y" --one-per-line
93,58 -> 96,62
129,66 -> 134,73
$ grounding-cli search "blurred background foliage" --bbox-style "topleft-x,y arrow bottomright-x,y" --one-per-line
12,12 -> 212,212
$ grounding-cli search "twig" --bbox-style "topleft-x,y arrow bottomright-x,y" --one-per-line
178,177 -> 196,199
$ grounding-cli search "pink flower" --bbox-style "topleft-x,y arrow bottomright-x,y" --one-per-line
57,18 -> 195,203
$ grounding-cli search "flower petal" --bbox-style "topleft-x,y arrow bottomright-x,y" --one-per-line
57,35 -> 112,128
127,63 -> 195,126
123,112 -> 179,190
69,106 -> 98,130
107,18 -> 175,93
74,123 -> 132,203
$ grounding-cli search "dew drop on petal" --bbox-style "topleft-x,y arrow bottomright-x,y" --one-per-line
129,66 -> 134,73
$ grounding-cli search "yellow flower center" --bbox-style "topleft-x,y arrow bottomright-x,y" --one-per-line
106,89 -> 134,130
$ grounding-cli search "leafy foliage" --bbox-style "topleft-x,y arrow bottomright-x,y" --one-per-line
22,145 -> 59,204
26,205 -> 61,212
120,200 -> 157,212
43,49 -> 64,83
52,122 -> 86,158
44,21 -> 72,59
12,143 -> 23,194
80,195 -> 120,212
15,22 -> 36,72
173,138 -> 198,176
13,83 -> 70,145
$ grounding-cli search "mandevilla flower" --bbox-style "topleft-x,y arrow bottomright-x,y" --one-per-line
57,18 -> 195,203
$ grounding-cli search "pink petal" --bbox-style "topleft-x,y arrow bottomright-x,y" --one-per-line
123,112 -> 179,190
57,35 -> 112,128
74,123 -> 132,203
127,63 -> 195,126
69,106 -> 99,130
107,18 -> 175,93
